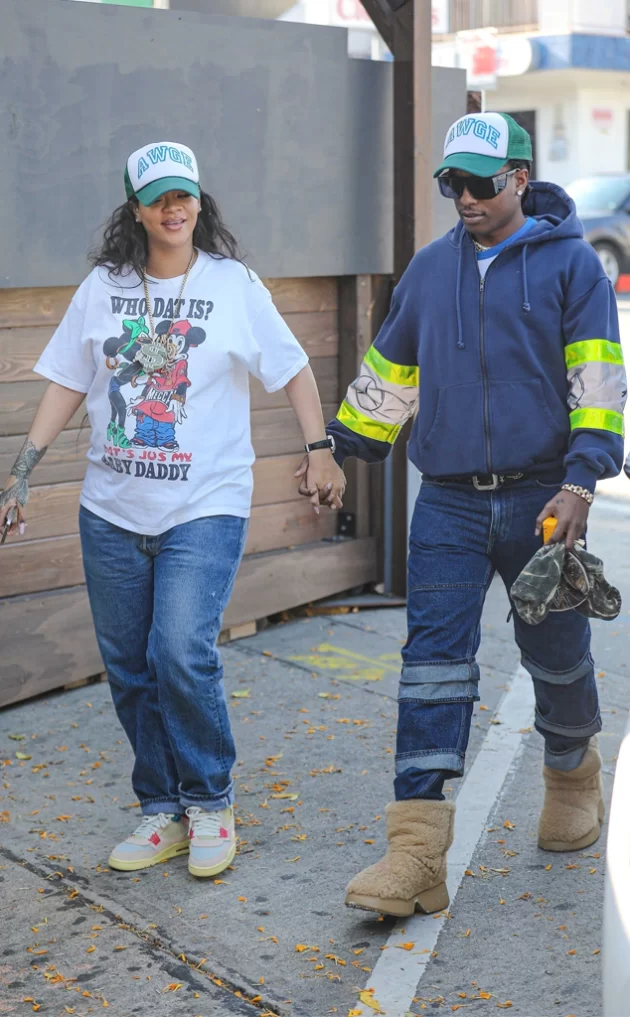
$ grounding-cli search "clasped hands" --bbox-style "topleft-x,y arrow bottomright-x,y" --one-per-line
294,452 -> 346,515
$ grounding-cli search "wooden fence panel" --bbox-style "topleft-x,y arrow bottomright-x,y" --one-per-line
0,276 -> 381,706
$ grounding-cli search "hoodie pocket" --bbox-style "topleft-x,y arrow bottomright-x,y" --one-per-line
488,379 -> 568,469
417,383 -> 486,475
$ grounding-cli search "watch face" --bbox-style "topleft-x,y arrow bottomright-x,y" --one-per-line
329,435 -> 336,453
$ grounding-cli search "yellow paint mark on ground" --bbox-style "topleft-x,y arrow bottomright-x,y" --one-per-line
290,644 -> 400,681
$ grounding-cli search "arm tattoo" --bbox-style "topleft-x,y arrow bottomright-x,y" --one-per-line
0,439 -> 48,507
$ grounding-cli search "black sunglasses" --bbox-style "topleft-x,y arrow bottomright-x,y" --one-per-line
438,169 -> 518,201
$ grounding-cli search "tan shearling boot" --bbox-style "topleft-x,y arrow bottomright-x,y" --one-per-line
538,738 -> 605,852
345,799 -> 454,917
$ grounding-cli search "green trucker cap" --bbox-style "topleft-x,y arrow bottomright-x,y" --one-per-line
433,112 -> 533,178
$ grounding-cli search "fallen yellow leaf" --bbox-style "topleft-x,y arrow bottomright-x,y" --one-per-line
86,946 -> 96,954
163,983 -> 183,992
231,690 -> 250,698
359,989 -> 383,1013
496,1004 -> 513,1010
398,943 -> 415,951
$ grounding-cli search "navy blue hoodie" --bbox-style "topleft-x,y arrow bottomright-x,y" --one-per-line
328,182 -> 627,493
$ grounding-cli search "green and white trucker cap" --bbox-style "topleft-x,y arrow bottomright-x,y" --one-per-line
433,112 -> 533,178
124,142 -> 200,205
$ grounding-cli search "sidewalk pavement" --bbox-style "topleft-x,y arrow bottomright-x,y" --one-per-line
1,497 -> 630,1017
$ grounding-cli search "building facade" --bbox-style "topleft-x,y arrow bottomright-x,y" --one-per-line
282,0 -> 630,187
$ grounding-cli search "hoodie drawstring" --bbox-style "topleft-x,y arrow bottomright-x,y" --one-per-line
521,245 -> 531,313
456,232 -> 465,349
457,231 -> 531,348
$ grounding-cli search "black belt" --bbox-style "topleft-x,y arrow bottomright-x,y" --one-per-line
424,472 -> 526,491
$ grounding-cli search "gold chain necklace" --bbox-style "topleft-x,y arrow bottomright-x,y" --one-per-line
473,239 -> 490,253
135,250 -> 197,374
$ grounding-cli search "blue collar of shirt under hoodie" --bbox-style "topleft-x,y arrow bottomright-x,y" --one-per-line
476,216 -> 536,260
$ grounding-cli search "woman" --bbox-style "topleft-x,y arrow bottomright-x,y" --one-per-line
0,141 -> 345,878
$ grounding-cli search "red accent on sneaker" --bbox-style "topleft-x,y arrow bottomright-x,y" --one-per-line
219,827 -> 229,839
149,832 -> 161,846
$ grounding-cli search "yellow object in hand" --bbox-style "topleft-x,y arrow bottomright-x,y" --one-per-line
542,516 -> 557,545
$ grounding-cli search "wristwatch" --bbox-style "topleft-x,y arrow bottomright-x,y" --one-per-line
305,435 -> 336,454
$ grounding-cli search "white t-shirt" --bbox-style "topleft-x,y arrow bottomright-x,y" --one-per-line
34,252 -> 308,535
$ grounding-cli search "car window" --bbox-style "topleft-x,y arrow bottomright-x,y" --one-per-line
566,176 -> 630,212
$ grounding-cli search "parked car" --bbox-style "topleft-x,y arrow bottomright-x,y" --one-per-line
566,174 -> 630,287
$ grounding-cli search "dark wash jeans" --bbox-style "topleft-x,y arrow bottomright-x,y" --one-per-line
395,479 -> 601,801
79,507 -> 248,815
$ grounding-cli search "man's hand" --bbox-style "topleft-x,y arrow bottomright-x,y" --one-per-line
294,453 -> 346,514
535,489 -> 590,550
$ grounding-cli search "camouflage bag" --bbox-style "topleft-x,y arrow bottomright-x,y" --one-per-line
511,541 -> 621,626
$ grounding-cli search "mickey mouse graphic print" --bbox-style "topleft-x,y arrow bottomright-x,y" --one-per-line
34,252 -> 308,534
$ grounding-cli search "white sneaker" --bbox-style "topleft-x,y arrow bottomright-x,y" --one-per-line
186,806 -> 236,878
108,813 -> 189,871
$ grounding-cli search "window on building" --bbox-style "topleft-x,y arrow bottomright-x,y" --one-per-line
448,0 -> 538,33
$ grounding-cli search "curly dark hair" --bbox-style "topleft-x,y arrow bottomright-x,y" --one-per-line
90,190 -> 243,277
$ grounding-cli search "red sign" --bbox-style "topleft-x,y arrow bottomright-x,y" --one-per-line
336,0 -> 371,22
592,108 -> 613,124
472,45 -> 497,78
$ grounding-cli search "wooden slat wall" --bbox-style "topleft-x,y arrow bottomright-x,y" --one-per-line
0,277 -> 379,708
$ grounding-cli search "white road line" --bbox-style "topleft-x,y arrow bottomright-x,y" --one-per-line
353,665 -> 535,1017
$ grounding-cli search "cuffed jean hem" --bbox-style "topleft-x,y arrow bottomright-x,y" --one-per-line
179,789 -> 234,811
396,750 -> 465,775
544,741 -> 591,771
401,659 -> 480,694
141,798 -> 186,816
535,710 -> 602,740
520,650 -> 593,685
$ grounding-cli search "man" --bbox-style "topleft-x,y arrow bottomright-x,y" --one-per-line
323,113 -> 627,918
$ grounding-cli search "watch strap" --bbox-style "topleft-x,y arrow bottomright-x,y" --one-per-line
305,437 -> 334,453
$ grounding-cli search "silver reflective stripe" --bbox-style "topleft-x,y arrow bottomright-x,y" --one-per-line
567,360 -> 627,416
344,359 -> 418,430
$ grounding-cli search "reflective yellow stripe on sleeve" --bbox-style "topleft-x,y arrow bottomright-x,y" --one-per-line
337,401 -> 402,444
570,407 -> 625,435
364,346 -> 419,386
565,339 -> 624,370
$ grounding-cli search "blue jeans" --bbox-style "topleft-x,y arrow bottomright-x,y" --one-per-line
133,415 -> 176,448
79,507 -> 248,815
395,479 -> 601,801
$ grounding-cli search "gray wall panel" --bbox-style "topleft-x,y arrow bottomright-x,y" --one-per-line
0,0 -> 464,287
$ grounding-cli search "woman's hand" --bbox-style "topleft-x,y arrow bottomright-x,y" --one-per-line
294,452 -> 346,514
0,477 -> 26,542
535,489 -> 590,550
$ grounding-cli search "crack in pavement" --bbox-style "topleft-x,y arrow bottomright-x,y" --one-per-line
0,845 -> 289,1017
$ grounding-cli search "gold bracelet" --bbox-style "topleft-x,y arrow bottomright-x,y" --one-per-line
561,483 -> 594,505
